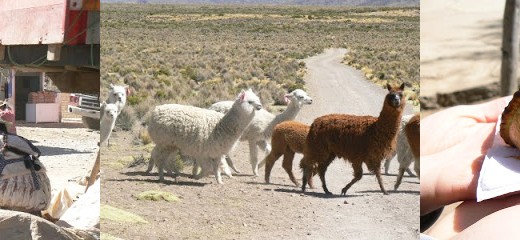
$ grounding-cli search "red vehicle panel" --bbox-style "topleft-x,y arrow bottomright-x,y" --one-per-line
0,0 -> 99,45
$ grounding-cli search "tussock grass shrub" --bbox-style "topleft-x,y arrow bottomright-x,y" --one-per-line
102,4 -> 419,139
116,107 -> 136,131
128,154 -> 148,168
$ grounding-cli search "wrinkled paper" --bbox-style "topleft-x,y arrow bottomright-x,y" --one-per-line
477,97 -> 520,202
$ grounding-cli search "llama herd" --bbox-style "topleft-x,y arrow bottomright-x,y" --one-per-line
146,83 -> 419,196
100,84 -> 130,147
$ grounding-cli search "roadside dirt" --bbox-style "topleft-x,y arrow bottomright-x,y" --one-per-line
420,0 -> 504,97
101,48 -> 419,239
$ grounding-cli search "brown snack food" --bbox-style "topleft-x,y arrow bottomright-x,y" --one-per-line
500,90 -> 520,156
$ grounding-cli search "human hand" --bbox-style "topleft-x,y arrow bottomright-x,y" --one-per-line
420,97 -> 510,215
424,194 -> 520,239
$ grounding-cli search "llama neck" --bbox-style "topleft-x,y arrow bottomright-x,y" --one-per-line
216,101 -> 255,140
375,104 -> 404,138
266,101 -> 301,134
101,116 -> 116,124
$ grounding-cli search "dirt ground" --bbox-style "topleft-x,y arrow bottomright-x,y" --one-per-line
421,0 -> 505,97
101,49 -> 419,239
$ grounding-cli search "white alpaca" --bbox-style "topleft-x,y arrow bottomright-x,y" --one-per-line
107,84 -> 128,114
147,89 -> 262,184
383,114 -> 416,176
209,89 -> 313,176
394,114 -> 420,190
100,102 -> 118,147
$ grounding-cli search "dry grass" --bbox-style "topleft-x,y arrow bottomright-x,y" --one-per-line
101,4 -> 419,132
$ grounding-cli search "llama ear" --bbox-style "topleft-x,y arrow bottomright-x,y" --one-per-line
238,90 -> 246,102
110,83 -> 115,89
125,86 -> 131,96
399,83 -> 405,91
101,101 -> 107,108
386,83 -> 392,91
284,93 -> 292,104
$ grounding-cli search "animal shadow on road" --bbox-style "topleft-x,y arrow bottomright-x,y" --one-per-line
403,180 -> 419,185
381,173 -> 418,177
245,181 -> 296,188
116,171 -> 207,187
357,190 -> 420,195
233,173 -> 258,177
364,173 -> 417,177
39,146 -> 94,156
272,188 -> 360,199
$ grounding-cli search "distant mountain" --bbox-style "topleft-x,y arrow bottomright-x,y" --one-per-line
101,0 -> 419,7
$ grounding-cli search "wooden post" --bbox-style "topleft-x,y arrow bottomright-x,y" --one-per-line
501,0 -> 520,96
85,150 -> 100,192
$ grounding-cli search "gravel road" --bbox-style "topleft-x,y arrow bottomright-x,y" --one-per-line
101,48 -> 419,239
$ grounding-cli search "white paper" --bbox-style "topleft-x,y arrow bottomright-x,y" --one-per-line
476,98 -> 520,202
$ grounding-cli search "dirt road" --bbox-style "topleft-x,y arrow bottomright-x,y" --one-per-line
421,0 -> 504,97
101,48 -> 419,239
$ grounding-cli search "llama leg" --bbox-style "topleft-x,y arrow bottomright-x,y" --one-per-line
225,155 -> 241,173
307,173 -> 315,189
341,161 -> 363,195
318,161 -> 333,195
153,147 -> 169,182
402,153 -> 416,177
146,158 -> 154,173
405,168 -> 416,177
257,140 -> 272,169
414,159 -> 420,178
282,150 -> 298,187
264,151 -> 282,184
307,165 -> 316,189
258,159 -> 266,168
384,157 -> 391,175
148,146 -> 160,174
219,156 -> 233,178
301,156 -> 312,192
212,159 -> 224,184
192,160 -> 201,178
194,160 -> 211,180
257,140 -> 271,154
394,167 -> 406,190
249,141 -> 260,176
374,167 -> 388,195
301,165 -> 311,192
157,158 -> 165,182
367,159 -> 389,195
166,167 -> 174,178
166,157 -> 178,178
164,152 -> 174,178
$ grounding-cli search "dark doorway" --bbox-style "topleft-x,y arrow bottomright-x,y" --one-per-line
15,74 -> 41,120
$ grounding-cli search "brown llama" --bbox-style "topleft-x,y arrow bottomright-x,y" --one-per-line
405,114 -> 420,160
260,121 -> 314,188
300,83 -> 406,195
